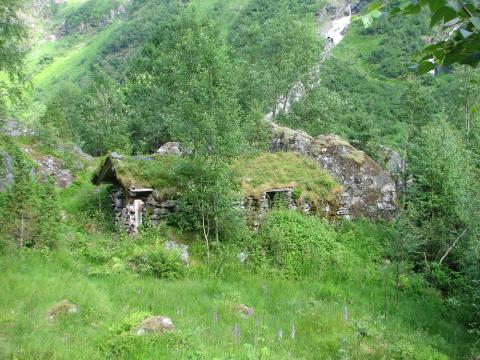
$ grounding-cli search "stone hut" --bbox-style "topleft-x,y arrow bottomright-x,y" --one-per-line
92,130 -> 399,233
92,150 -> 341,233
92,152 -> 178,233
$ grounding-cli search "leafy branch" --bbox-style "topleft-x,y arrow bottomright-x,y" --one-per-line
355,0 -> 480,72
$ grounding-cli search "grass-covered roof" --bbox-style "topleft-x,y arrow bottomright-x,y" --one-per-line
93,152 -> 340,204
232,152 -> 340,204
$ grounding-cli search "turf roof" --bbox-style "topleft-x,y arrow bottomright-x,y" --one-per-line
93,152 -> 340,205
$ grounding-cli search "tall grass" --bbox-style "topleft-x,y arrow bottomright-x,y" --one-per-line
0,238 -> 474,358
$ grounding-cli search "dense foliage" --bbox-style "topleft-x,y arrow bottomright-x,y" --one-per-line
0,0 -> 27,116
359,0 -> 480,70
254,210 -> 344,278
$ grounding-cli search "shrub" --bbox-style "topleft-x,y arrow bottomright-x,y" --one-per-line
127,244 -> 186,279
256,210 -> 344,278
389,340 -> 448,360
101,311 -> 151,357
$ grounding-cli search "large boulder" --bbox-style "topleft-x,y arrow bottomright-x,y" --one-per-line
271,123 -> 398,220
156,142 -> 183,156
271,124 -> 313,154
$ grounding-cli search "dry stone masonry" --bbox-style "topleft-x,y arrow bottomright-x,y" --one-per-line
242,188 -> 315,230
109,185 -> 176,234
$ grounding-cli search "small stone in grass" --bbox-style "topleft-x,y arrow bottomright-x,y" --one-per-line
235,304 -> 254,317
47,300 -> 79,320
134,316 -> 175,336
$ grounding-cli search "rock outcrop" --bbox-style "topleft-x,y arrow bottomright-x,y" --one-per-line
271,124 -> 398,220
35,156 -> 74,188
22,147 -> 74,188
2,119 -> 34,138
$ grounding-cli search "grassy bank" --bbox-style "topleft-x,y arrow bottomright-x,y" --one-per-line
0,246 -> 473,359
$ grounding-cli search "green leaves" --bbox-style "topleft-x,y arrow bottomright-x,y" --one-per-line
471,16 -> 480,31
425,0 -> 445,13
361,9 -> 383,27
355,1 -> 384,27
358,0 -> 480,69
417,60 -> 436,74
430,6 -> 457,28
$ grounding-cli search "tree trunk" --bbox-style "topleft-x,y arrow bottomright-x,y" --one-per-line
202,213 -> 210,262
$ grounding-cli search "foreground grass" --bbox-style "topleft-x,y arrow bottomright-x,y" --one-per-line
0,174 -> 476,359
0,247 -> 474,359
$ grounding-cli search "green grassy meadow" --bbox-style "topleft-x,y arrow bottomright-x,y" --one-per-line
0,173 -> 475,359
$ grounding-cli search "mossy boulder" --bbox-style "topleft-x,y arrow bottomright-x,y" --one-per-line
134,316 -> 175,335
46,299 -> 79,320
271,123 -> 398,220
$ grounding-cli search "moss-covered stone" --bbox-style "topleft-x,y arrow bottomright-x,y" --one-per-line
46,299 -> 79,320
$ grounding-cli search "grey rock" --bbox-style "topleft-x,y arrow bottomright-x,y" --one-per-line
71,145 -> 93,162
134,316 -> 174,336
2,119 -> 34,137
238,252 -> 248,263
153,208 -> 170,217
156,142 -> 183,156
164,240 -> 189,265
160,200 -> 176,209
379,146 -> 407,194
30,151 -> 74,188
270,123 -> 398,220
271,124 -> 313,154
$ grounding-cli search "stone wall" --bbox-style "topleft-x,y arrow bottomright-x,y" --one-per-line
247,188 -> 336,229
109,186 -> 176,233
110,185 -> 321,233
